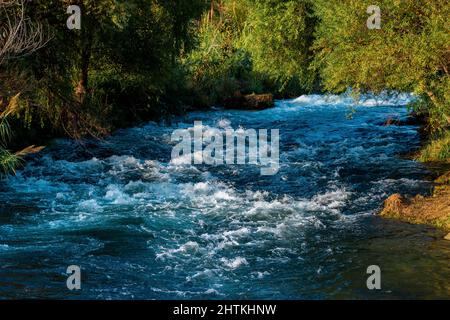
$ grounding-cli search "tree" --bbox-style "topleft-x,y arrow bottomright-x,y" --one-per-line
24,0 -> 206,137
239,0 -> 316,95
184,0 -> 317,105
313,0 -> 449,132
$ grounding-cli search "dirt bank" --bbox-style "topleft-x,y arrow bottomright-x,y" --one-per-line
380,171 -> 450,238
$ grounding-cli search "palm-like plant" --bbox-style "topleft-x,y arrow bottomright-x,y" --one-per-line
0,96 -> 21,176
0,1 -> 48,176
0,96 -> 45,176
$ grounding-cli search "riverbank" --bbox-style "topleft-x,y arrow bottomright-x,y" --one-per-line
379,112 -> 450,237
380,170 -> 450,237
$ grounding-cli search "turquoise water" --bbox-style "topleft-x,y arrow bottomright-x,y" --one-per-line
0,94 -> 449,299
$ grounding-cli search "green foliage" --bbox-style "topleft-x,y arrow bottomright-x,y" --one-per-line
18,0 -> 207,136
239,0 -> 316,95
0,147 -> 21,176
183,0 -> 317,106
0,116 -> 15,175
418,131 -> 450,163
0,105 -> 21,176
313,0 -> 450,133
183,10 -> 259,106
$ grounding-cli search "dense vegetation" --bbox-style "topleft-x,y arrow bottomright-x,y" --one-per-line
313,0 -> 449,161
0,0 -> 449,174
184,0 -> 317,106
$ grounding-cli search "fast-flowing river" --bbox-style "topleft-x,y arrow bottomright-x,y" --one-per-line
0,94 -> 449,299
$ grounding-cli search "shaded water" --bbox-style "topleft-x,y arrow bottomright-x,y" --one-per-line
0,94 -> 449,299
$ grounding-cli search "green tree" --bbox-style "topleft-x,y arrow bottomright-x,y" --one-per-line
25,0 -> 206,136
239,0 -> 316,95
313,0 -> 449,132
184,0 -> 317,105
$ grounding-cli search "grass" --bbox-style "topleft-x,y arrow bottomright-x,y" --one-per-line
417,130 -> 450,163
0,147 -> 21,176
0,117 -> 21,176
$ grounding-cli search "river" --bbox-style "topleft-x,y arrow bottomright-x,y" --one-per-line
0,94 -> 449,299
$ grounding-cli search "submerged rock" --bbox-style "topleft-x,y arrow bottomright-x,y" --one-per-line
382,113 -> 427,127
223,93 -> 274,110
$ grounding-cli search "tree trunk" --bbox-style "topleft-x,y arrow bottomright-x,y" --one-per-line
208,1 -> 214,22
76,34 -> 93,104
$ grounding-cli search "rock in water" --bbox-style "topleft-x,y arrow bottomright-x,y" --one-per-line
243,93 -> 274,110
223,93 -> 274,110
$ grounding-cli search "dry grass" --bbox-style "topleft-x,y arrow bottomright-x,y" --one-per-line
380,172 -> 450,231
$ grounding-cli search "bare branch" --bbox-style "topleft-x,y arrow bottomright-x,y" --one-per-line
0,0 -> 50,65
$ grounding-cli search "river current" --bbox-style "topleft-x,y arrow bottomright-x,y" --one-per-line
0,94 -> 449,299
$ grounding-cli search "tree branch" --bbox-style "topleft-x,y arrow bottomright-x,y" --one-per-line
0,0 -> 50,65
